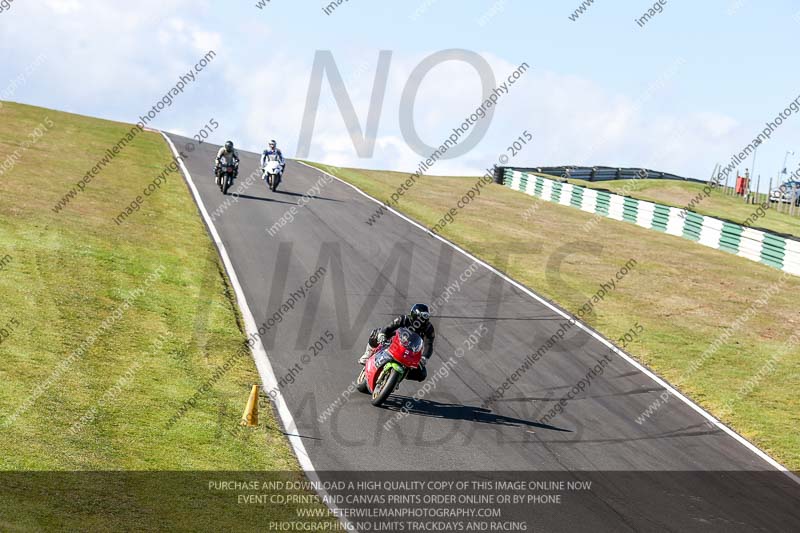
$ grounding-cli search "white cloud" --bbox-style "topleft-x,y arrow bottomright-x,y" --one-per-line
45,0 -> 83,14
212,48 -> 749,181
2,5 -> 755,181
2,0 -> 217,114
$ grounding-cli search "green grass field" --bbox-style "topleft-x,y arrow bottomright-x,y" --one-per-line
0,102 -> 336,531
307,162 -> 800,471
565,176 -> 800,238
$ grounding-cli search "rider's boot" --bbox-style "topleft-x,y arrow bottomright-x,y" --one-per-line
358,344 -> 371,365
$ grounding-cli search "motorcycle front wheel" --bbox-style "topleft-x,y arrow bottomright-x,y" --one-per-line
356,369 -> 369,394
371,368 -> 400,407
223,175 -> 231,195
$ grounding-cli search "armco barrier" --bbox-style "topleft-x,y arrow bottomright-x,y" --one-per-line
494,165 -> 705,184
503,169 -> 800,277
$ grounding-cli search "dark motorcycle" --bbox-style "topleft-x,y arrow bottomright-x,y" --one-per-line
216,162 -> 238,195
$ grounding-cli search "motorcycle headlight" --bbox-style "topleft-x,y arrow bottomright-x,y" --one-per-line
374,349 -> 393,368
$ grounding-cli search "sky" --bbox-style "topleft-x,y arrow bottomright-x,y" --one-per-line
2,0 -> 800,189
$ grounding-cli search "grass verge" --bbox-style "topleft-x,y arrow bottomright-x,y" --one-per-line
0,102 -> 337,531
306,162 -> 800,470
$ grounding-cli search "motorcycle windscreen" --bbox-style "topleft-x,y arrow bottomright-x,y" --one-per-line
389,328 -> 424,367
396,328 -> 424,353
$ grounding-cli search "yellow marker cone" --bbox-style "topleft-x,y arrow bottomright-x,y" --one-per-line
240,384 -> 259,427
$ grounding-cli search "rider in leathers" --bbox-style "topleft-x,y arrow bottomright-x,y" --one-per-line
358,304 -> 435,382
260,139 -> 285,174
215,140 -> 240,180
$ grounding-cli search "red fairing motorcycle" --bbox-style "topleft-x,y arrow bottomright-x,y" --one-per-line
355,328 -> 423,407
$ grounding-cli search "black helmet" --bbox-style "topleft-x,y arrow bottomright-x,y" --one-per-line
224,140 -> 234,151
269,139 -> 277,149
409,303 -> 430,326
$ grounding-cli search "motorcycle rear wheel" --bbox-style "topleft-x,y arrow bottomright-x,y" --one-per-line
371,368 -> 399,407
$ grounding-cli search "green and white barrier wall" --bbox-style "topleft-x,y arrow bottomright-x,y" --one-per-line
503,169 -> 800,277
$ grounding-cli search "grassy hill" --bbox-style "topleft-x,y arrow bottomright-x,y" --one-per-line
307,162 -> 800,470
0,102 -> 334,530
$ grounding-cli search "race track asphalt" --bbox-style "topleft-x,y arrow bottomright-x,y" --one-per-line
166,134 -> 800,532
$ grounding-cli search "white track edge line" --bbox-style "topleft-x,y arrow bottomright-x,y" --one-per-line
299,161 -> 799,485
160,135 -> 355,531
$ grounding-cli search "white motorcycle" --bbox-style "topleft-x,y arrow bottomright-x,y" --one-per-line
263,160 -> 283,192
